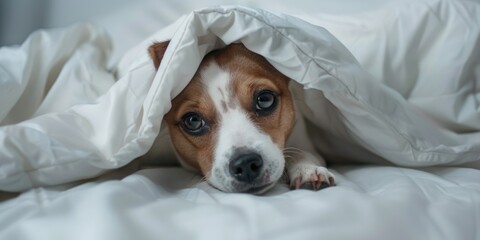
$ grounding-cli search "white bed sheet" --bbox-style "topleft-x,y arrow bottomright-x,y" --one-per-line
1,166 -> 479,240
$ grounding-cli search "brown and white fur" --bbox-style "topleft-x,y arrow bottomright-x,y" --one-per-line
149,42 -> 335,194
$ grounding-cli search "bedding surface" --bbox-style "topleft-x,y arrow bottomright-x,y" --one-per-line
1,166 -> 479,240
0,0 -> 479,239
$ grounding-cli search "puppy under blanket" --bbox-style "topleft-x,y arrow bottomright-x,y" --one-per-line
0,6 -> 479,192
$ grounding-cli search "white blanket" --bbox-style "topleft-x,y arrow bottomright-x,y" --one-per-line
1,166 -> 479,240
0,1 -> 480,239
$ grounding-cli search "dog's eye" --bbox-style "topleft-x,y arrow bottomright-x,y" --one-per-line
181,112 -> 208,136
255,90 -> 278,115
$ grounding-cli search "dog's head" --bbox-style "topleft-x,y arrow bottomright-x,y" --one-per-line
149,42 -> 295,193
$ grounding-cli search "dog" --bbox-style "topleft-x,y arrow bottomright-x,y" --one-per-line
148,42 -> 335,194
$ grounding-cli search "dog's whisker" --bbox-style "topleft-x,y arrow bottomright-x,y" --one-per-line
186,172 -> 209,188
283,150 -> 303,155
283,150 -> 306,155
201,171 -> 211,182
283,147 -> 302,151
283,147 -> 305,152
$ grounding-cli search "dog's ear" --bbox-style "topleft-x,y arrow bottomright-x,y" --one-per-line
148,41 -> 170,70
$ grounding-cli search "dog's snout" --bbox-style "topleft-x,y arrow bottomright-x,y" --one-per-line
229,152 -> 263,182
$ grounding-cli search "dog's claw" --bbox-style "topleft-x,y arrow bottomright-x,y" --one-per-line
299,182 -> 315,190
328,177 -> 336,186
294,177 -> 302,189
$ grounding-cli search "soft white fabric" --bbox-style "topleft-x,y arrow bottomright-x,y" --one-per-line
0,166 -> 479,240
1,3 -> 479,191
0,24 -> 116,190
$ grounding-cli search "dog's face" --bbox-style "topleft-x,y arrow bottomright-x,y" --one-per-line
149,43 -> 295,193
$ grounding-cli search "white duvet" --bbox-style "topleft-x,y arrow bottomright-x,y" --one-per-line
1,0 -> 480,239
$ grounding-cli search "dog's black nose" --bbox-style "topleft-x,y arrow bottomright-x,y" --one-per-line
229,152 -> 263,182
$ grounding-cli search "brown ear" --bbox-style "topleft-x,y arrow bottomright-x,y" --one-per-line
148,41 -> 170,70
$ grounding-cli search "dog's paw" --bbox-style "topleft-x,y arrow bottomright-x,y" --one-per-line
289,165 -> 335,190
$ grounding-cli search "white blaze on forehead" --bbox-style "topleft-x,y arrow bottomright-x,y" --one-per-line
200,62 -> 233,114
